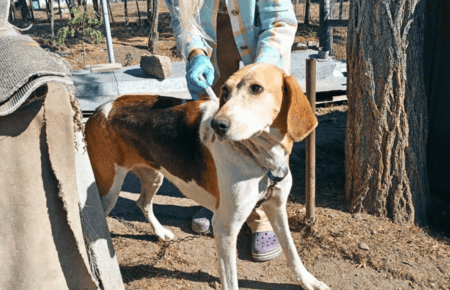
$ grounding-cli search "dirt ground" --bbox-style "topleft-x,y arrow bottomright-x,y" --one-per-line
103,104 -> 450,290
14,1 -> 347,70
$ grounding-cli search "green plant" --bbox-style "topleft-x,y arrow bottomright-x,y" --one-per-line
56,6 -> 104,64
308,28 -> 317,37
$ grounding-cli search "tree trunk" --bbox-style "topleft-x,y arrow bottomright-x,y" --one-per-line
147,0 -> 159,53
57,0 -> 62,19
50,0 -> 54,42
29,0 -> 35,22
146,0 -> 150,26
93,0 -> 99,14
124,0 -> 128,26
18,0 -> 30,21
108,0 -> 114,23
9,1 -> 16,22
65,0 -> 74,18
45,0 -> 51,22
345,0 -> 429,226
304,0 -> 310,25
135,0 -> 141,26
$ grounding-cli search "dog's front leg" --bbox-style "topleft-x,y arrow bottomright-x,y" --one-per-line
212,204 -> 254,290
262,173 -> 330,290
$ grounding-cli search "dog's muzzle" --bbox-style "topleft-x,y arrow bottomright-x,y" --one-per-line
211,117 -> 230,137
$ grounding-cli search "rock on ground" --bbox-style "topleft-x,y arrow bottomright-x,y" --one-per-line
140,55 -> 172,79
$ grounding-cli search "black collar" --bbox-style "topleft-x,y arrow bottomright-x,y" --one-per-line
267,162 -> 289,183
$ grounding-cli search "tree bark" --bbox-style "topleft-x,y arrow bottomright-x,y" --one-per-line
345,0 -> 429,225
147,0 -> 159,53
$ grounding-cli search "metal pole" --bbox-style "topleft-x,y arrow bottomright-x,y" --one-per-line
319,0 -> 332,57
101,0 -> 115,63
305,58 -> 316,219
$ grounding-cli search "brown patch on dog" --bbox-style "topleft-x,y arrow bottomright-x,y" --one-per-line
85,109 -> 155,196
85,112 -> 119,196
272,75 -> 318,143
87,95 -> 221,207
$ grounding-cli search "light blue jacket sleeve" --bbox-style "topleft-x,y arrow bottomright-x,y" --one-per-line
164,0 -> 211,60
254,0 -> 298,66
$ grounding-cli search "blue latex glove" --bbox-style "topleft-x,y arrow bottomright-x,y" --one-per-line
186,54 -> 215,100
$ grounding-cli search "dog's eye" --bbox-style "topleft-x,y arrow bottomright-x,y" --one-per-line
250,85 -> 263,94
222,87 -> 229,99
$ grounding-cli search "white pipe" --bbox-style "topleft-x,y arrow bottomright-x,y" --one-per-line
100,0 -> 115,63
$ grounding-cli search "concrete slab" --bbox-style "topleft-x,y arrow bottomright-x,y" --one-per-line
72,69 -> 91,75
79,90 -> 192,112
73,50 -> 347,111
75,83 -> 118,100
76,94 -> 117,112
72,72 -> 119,106
114,64 -> 187,95
290,50 -> 347,92
72,71 -> 116,84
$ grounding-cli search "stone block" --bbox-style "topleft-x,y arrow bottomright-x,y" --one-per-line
307,41 -> 319,49
140,55 -> 172,79
292,42 -> 308,51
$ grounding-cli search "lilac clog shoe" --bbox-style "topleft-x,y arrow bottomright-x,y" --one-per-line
252,231 -> 282,262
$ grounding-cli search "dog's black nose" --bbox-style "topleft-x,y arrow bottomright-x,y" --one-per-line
211,118 -> 230,135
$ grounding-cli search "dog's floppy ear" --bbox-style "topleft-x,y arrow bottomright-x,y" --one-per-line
283,75 -> 318,142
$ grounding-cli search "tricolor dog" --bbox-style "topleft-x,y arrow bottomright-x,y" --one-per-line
85,63 -> 330,290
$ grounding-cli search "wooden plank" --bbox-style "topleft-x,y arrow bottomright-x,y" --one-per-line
86,63 -> 123,73
316,94 -> 347,104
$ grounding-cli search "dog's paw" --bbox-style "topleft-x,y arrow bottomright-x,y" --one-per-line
300,274 -> 330,290
311,280 -> 330,290
156,227 -> 175,241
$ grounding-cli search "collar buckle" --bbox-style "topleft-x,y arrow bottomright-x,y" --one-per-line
255,162 -> 289,209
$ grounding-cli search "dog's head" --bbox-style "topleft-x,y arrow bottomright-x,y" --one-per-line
211,63 -> 318,143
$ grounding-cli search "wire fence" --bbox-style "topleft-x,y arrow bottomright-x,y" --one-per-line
293,0 -> 350,25
292,0 -> 349,60
8,0 -> 349,69
10,0 -> 158,39
329,0 -> 350,20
